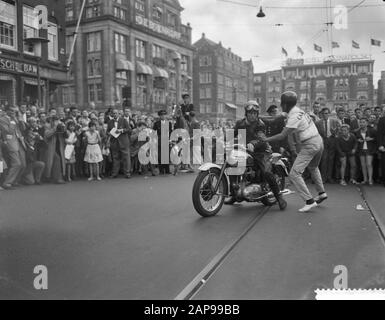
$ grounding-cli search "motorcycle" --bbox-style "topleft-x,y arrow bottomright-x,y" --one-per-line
192,144 -> 290,217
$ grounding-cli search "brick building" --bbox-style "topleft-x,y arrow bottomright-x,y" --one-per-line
63,0 -> 194,112
253,72 -> 266,110
193,33 -> 254,122
0,0 -> 67,108
282,56 -> 375,112
265,69 -> 282,110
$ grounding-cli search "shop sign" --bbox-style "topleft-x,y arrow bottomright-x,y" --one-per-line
0,58 -> 38,75
135,15 -> 181,40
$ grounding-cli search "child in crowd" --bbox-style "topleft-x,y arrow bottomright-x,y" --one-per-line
84,121 -> 103,181
336,124 -> 358,186
64,121 -> 77,182
356,118 -> 377,185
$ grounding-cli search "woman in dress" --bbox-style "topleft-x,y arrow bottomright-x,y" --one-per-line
84,121 -> 103,181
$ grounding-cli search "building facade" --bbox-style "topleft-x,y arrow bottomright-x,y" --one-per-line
265,69 -> 282,110
193,33 -> 254,122
253,72 -> 266,111
282,56 -> 375,112
64,0 -> 193,112
0,0 -> 67,108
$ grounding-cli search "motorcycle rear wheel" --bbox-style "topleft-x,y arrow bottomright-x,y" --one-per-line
192,169 -> 227,217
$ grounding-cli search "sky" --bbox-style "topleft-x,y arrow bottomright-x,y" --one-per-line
179,0 -> 385,86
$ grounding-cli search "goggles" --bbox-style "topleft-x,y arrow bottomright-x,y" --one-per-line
245,104 -> 260,112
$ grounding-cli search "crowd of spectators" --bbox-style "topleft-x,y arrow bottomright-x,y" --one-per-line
1,99 -> 385,191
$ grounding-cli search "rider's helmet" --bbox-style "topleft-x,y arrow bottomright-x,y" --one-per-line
280,91 -> 297,113
244,100 -> 260,116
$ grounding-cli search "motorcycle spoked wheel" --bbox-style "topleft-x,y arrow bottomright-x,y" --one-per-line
261,173 -> 286,207
192,169 -> 228,217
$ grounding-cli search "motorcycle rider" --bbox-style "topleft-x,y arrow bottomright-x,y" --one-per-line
225,100 -> 287,210
263,91 -> 327,212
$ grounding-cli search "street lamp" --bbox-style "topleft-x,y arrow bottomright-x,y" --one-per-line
256,6 -> 266,18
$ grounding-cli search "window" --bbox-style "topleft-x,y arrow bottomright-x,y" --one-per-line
87,32 -> 101,52
285,82 -> 295,90
300,69 -> 312,78
116,71 -> 127,79
225,77 -> 232,88
200,102 -> 212,114
181,55 -> 188,72
48,23 -> 58,61
200,87 -> 212,99
254,75 -> 262,82
357,91 -> 368,100
254,85 -> 261,94
300,81 -> 309,90
315,93 -> 326,102
135,39 -> 146,59
315,68 -> 327,77
217,103 -> 224,114
357,78 -> 368,88
113,0 -> 122,4
114,6 -> 126,20
153,89 -> 165,104
23,6 -> 39,55
0,0 -> 16,49
86,0 -> 101,18
94,59 -> 101,75
66,35 -> 74,56
152,44 -> 163,58
285,70 -> 296,79
200,72 -> 212,84
357,65 -> 369,74
199,56 -> 212,67
167,12 -> 177,28
334,78 -> 349,87
299,93 -> 309,102
334,92 -> 348,100
334,67 -> 349,76
65,0 -> 74,21
316,80 -> 326,89
268,75 -> 279,83
115,33 -> 126,54
88,83 -> 102,102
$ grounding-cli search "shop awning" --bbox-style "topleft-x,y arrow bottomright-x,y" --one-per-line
170,51 -> 181,60
116,58 -> 134,72
136,61 -> 153,75
152,66 -> 169,79
225,103 -> 238,110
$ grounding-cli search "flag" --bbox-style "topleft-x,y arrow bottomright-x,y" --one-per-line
297,46 -> 304,56
371,39 -> 381,47
352,40 -> 360,49
314,44 -> 322,53
332,41 -> 340,49
281,47 -> 288,57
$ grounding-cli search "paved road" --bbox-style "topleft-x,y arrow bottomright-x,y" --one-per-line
1,175 -> 385,299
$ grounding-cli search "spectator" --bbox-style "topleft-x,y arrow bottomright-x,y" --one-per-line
356,118 -> 377,185
316,107 -> 341,183
23,129 -> 45,185
0,106 -> 26,189
44,116 -> 66,184
180,94 -> 194,122
107,109 -> 132,179
84,121 -> 103,181
64,121 -> 77,182
309,101 -> 321,122
153,110 -> 172,175
336,124 -> 358,186
378,112 -> 385,187
355,108 -> 363,121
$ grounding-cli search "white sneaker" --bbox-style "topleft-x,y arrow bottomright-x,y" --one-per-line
299,202 -> 318,213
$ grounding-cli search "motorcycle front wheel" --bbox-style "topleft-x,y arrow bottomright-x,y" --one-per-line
192,169 -> 227,217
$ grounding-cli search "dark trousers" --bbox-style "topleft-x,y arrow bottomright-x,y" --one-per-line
111,141 -> 131,177
380,152 -> 385,184
320,137 -> 337,181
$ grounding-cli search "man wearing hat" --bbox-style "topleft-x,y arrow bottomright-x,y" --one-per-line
180,94 -> 194,122
153,110 -> 172,174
